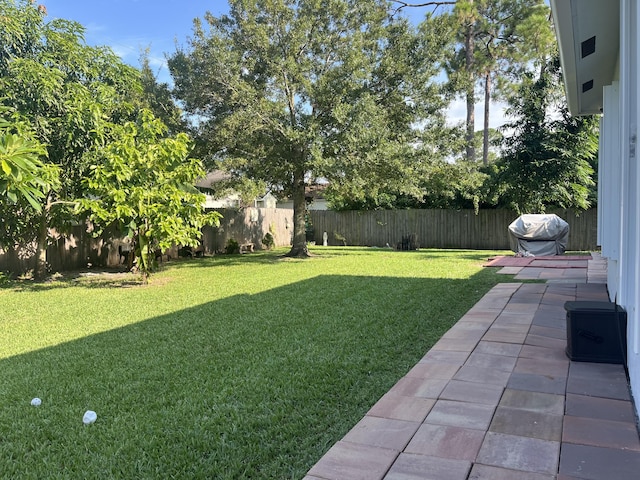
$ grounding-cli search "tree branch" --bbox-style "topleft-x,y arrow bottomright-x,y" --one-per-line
392,0 -> 456,14
392,1 -> 455,8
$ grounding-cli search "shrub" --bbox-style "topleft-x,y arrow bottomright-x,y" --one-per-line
0,271 -> 13,287
262,232 -> 275,250
334,231 -> 347,246
225,238 -> 240,254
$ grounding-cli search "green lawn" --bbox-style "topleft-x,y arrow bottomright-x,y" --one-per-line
0,247 -> 511,479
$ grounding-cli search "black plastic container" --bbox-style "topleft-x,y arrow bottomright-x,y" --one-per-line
564,301 -> 627,364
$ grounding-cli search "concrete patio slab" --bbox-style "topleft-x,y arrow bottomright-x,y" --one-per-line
476,432 -> 560,475
384,453 -> 471,480
489,406 -> 563,441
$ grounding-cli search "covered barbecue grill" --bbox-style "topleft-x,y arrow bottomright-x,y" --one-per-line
508,214 -> 569,256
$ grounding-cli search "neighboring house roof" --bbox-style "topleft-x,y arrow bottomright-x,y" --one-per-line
550,0 -> 620,115
195,170 -> 232,190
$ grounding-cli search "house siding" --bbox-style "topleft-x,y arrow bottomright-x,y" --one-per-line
597,0 -> 640,414
552,0 -> 640,415
618,0 -> 640,402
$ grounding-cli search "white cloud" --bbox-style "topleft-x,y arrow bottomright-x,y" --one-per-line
147,54 -> 168,70
445,97 -> 510,130
84,22 -> 108,34
110,42 -> 138,61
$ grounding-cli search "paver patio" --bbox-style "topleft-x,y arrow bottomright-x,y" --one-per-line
305,253 -> 640,480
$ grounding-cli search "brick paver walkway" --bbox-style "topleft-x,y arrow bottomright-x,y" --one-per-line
304,253 -> 640,480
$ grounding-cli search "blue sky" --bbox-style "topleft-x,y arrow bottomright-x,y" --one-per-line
40,1 -> 430,82
42,0 -> 229,82
39,0 -> 504,127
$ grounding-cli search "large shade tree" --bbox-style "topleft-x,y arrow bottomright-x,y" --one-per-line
169,0 -> 449,256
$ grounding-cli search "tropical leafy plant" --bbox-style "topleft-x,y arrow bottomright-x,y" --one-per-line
79,111 -> 221,280
0,113 -> 47,210
0,0 -> 144,277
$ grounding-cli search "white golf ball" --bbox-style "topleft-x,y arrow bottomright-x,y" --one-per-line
83,410 -> 97,424
31,397 -> 42,406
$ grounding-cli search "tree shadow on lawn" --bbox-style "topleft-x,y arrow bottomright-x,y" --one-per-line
0,270 -> 501,479
0,270 -> 145,292
166,251 -> 288,270
0,254 -> 281,292
0,249 -> 508,292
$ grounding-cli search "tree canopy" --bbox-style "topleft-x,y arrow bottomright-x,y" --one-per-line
169,0 -> 451,256
0,0 -> 144,276
0,0 -> 600,276
393,0 -> 554,165
445,0 -> 553,164
0,0 -> 214,278
485,55 -> 598,213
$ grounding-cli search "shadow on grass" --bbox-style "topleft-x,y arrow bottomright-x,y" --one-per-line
0,253 -> 282,291
0,269 -> 147,292
307,246 -> 513,262
1,248 -> 503,292
0,268 -> 503,479
167,251 -> 288,269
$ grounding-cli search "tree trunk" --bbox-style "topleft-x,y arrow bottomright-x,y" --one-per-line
285,166 -> 310,258
464,6 -> 476,163
34,198 -> 50,280
483,71 -> 491,166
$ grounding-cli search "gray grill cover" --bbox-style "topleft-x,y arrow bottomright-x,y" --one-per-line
508,214 -> 569,256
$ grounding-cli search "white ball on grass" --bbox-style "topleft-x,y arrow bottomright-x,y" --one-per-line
83,410 -> 97,425
30,397 -> 42,406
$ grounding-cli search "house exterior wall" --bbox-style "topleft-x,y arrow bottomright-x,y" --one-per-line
256,193 -> 277,209
203,193 -> 241,209
277,198 -> 328,210
600,83 -> 621,299
598,0 -> 640,412
617,0 -> 640,401
552,0 -> 640,414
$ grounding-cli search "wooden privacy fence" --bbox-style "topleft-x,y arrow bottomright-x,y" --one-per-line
202,207 -> 294,253
0,226 -> 134,276
0,207 -> 294,275
0,208 -> 595,275
308,209 -> 598,251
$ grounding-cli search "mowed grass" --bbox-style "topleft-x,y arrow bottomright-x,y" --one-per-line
0,247 -> 511,479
